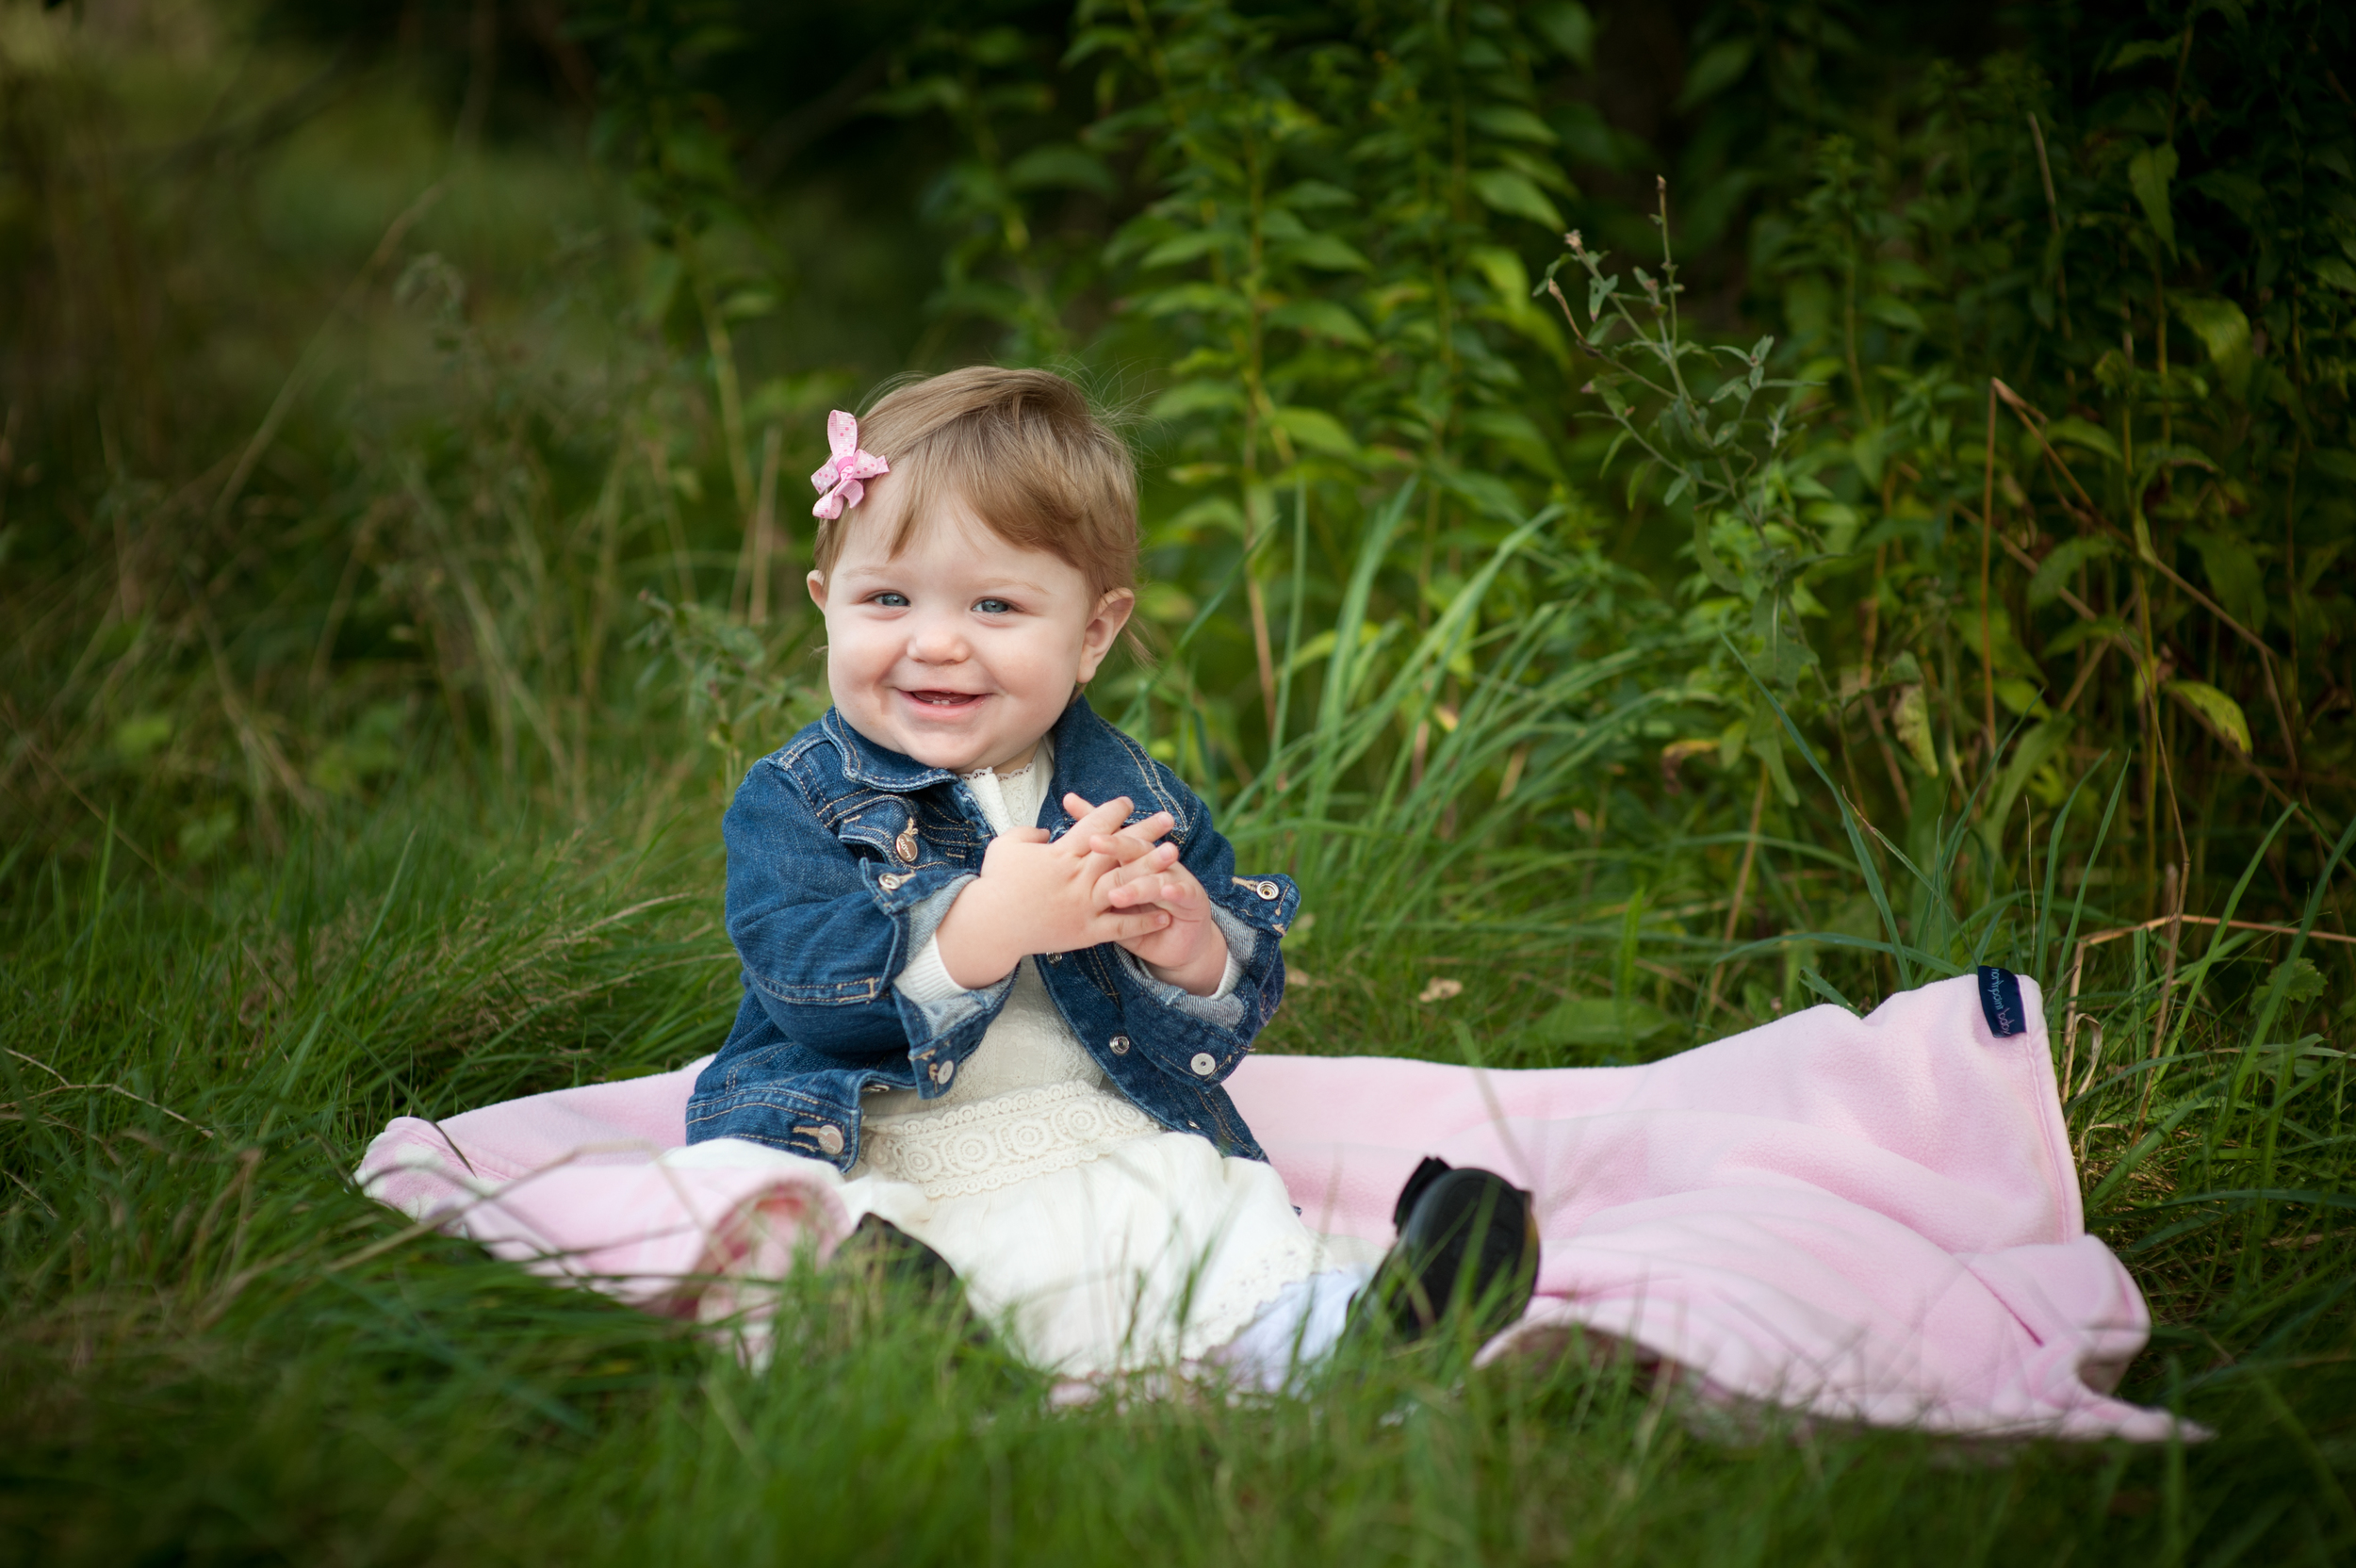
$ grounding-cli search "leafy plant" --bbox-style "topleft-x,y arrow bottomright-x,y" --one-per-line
1537,187 -> 1825,805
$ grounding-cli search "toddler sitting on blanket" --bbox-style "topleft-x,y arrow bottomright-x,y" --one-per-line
679,367 -> 1535,1382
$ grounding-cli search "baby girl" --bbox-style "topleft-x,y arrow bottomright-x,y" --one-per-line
681,367 -> 1533,1382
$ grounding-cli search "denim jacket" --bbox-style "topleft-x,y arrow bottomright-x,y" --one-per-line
685,694 -> 1299,1171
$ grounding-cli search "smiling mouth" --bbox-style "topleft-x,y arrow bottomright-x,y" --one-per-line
902,689 -> 986,710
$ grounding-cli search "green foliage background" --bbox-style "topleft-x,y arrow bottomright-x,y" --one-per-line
3,0 -> 2354,1560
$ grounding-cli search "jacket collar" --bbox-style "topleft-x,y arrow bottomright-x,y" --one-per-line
821,694 -> 1121,793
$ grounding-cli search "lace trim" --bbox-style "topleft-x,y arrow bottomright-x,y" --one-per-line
1170,1230 -> 1326,1365
859,1080 -> 1160,1200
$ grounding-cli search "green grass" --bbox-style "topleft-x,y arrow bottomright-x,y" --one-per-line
4,727 -> 2353,1566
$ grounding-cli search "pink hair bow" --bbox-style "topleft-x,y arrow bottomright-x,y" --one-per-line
810,410 -> 890,520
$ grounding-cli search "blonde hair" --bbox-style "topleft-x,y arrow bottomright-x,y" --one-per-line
811,367 -> 1138,598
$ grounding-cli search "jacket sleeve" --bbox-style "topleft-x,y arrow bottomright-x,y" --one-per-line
1102,768 -> 1298,1084
723,756 -> 960,1064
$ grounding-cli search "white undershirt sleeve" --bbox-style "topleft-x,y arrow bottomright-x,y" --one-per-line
895,934 -> 973,1005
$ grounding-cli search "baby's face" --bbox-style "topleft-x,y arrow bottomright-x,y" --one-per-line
809,480 -> 1133,775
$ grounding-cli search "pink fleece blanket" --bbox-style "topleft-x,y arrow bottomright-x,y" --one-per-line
357,972 -> 2177,1439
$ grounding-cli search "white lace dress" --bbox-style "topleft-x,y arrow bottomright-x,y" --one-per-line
672,746 -> 1335,1378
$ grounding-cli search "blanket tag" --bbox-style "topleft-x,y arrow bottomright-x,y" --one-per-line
1977,965 -> 2026,1037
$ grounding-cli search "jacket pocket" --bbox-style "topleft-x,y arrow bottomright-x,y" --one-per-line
837,796 -> 974,874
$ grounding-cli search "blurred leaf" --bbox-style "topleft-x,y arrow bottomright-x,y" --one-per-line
1138,582 -> 1196,624
1892,684 -> 1938,776
309,722 -> 403,797
1995,678 -> 2047,717
1851,423 -> 1887,486
1432,465 -> 1526,522
1528,1 -> 1595,68
1158,496 -> 1247,541
2028,536 -> 2119,607
2128,142 -> 2179,255
1462,409 -> 1562,476
1675,39 -> 1755,111
2045,416 -> 2123,464
112,713 -> 172,762
175,807 -> 237,864
967,26 -> 1027,66
2174,296 -> 2251,398
2188,168 -> 2265,222
1692,514 -> 1742,592
1265,299 -> 1372,346
2107,37 -> 2185,72
1275,179 -> 1356,209
2186,530 -> 2266,634
1984,712 -> 2075,852
2168,294 -> 2243,357
636,250 -> 682,328
1135,283 -> 1246,318
1468,169 -> 1563,231
1860,296 -> 1924,333
2045,615 -> 2127,657
1268,405 -> 1361,460
1151,381 -> 1246,420
1278,235 -> 1374,272
1006,145 -> 1116,196
1469,106 -> 1558,145
2310,254 -> 2356,293
1140,230 -> 1230,269
2165,678 -> 2252,755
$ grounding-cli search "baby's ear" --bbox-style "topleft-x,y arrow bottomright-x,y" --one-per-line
1077,588 -> 1137,682
806,569 -> 829,610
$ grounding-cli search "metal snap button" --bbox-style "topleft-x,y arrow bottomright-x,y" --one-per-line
894,824 -> 920,863
1255,880 -> 1280,900
933,1058 -> 956,1086
877,871 -> 910,892
1189,1052 -> 1217,1076
1108,1034 -> 1131,1054
813,1125 -> 845,1157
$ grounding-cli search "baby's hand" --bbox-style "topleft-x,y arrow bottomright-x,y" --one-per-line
933,795 -> 1172,989
1075,807 -> 1226,997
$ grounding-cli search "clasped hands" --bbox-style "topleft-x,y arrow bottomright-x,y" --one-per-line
931,793 -> 1226,997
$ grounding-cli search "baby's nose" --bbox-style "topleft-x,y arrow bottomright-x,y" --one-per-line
907,619 -> 969,662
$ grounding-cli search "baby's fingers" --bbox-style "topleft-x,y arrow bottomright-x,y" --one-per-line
1096,907 -> 1173,943
1112,809 -> 1174,847
1090,834 -> 1176,872
1103,863 -> 1186,908
1060,793 -> 1134,853
1088,832 -> 1161,867
1117,871 -> 1206,908
1094,845 -> 1180,906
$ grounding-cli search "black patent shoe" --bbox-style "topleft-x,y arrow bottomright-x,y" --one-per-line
1349,1157 -> 1539,1345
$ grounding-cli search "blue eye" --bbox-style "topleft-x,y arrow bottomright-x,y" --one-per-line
872,592 -> 909,608
973,597 -> 1015,615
